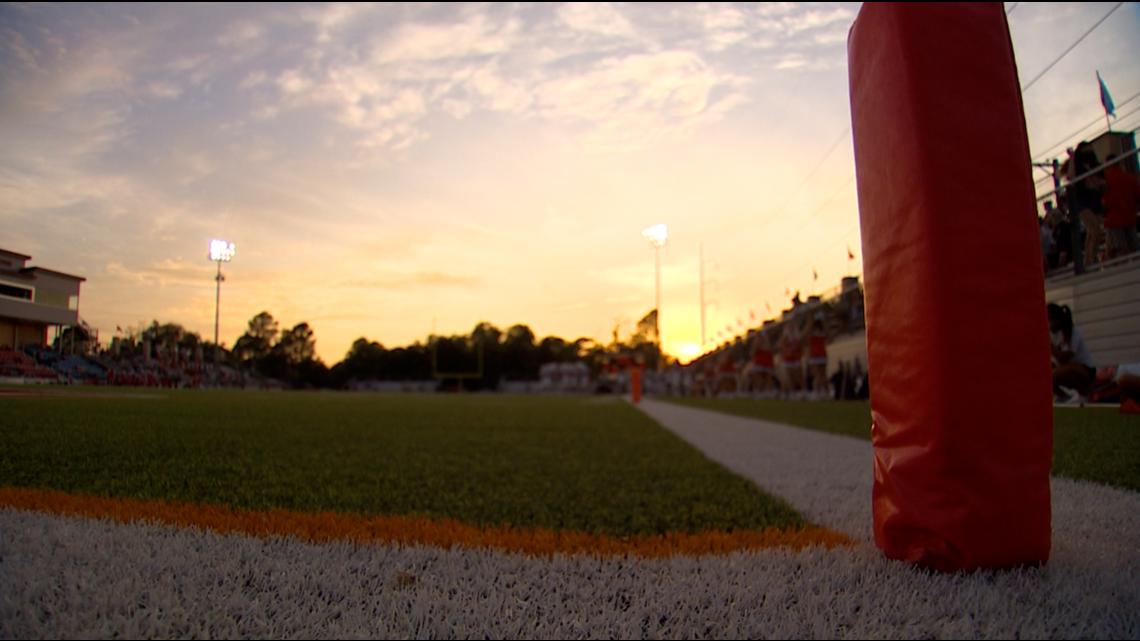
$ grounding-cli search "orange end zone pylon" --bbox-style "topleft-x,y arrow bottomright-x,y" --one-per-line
848,3 -> 1053,571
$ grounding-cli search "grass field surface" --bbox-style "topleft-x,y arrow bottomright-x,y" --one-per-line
0,391 -> 804,536
662,397 -> 1140,492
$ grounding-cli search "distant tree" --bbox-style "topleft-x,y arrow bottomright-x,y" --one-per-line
502,324 -> 539,380
385,344 -> 432,380
320,319 -> 678,390
275,323 -> 316,364
329,338 -> 382,387
142,321 -> 184,346
233,311 -> 278,363
294,357 -> 329,389
469,322 -> 504,389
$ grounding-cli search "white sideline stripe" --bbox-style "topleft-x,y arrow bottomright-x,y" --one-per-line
634,398 -> 875,541
634,398 -> 1140,564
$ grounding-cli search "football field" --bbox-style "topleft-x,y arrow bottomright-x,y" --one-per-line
2,389 -> 1137,638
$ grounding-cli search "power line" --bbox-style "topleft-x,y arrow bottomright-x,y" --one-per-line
768,223 -> 862,301
1032,106 -> 1140,198
742,2 -> 1123,334
743,127 -> 851,235
804,175 -> 856,222
746,1 -> 1109,276
1020,2 -> 1124,92
1034,127 -> 1140,203
1032,93 -> 1140,162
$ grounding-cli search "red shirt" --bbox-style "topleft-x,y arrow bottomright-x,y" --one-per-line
809,335 -> 827,358
1103,165 -> 1140,229
752,349 -> 774,367
781,341 -> 802,362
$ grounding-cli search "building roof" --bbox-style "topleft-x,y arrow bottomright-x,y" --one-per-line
20,266 -> 87,282
0,248 -> 32,261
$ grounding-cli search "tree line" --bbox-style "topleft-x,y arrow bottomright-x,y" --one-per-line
103,310 -> 667,390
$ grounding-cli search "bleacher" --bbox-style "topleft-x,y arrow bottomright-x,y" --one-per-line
1046,253 -> 1140,367
0,346 -> 58,381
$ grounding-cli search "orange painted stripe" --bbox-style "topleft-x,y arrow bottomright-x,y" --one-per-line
0,486 -> 853,557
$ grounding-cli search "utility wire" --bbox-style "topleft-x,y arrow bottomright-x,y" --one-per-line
1031,92 -> 1140,161
1020,2 -> 1124,92
746,1 -> 1124,335
751,127 -> 851,234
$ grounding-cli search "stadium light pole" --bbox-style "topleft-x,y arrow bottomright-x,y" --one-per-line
641,224 -> 668,363
209,239 -> 235,348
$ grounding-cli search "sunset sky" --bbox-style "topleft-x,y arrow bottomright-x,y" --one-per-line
3,2 -> 1139,364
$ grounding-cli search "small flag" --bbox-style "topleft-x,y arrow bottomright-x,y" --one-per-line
812,268 -> 818,281
1098,70 -> 1116,118
848,246 -> 855,260
116,325 -> 122,332
749,309 -> 756,320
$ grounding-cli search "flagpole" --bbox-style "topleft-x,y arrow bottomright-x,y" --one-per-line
699,242 -> 706,348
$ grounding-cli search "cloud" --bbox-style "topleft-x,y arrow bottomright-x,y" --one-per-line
782,6 -> 854,35
441,98 -> 472,119
371,13 -> 516,64
557,3 -> 636,39
146,80 -> 182,99
535,50 -> 747,151
300,3 -> 377,44
2,26 -> 42,70
467,63 -> 533,113
343,272 -> 481,289
774,54 -> 807,70
240,70 -> 268,89
277,69 -> 313,94
105,258 -> 216,287
217,21 -> 264,48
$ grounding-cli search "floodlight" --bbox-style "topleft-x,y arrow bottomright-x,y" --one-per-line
210,239 -> 236,262
641,224 -> 668,248
209,238 -> 236,347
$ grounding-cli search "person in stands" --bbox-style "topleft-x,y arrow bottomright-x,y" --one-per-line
1102,154 -> 1140,260
747,331 -> 775,399
780,321 -> 804,399
1067,143 -> 1106,268
716,351 -> 738,398
1048,302 -> 1095,404
806,318 -> 829,400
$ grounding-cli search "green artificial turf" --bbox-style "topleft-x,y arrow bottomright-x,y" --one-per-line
662,397 -> 1140,492
0,391 -> 804,535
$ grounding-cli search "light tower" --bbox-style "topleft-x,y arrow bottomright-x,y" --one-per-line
209,239 -> 235,347
641,224 -> 668,358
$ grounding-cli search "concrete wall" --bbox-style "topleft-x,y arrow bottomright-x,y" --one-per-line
0,318 -> 47,349
1045,257 -> 1140,367
827,332 -> 869,376
0,297 -> 77,326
